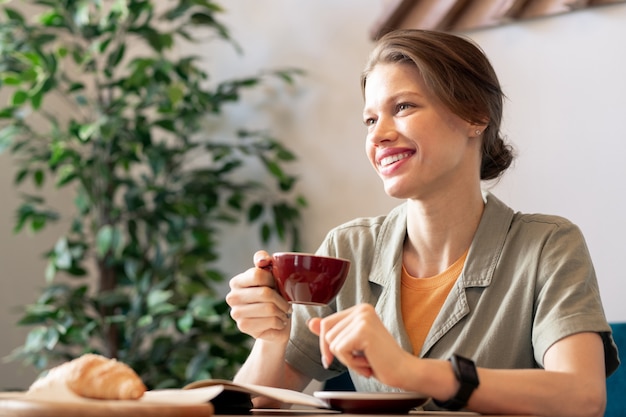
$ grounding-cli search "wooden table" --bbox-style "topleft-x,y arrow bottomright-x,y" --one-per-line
0,393 -> 214,417
250,413 -> 532,417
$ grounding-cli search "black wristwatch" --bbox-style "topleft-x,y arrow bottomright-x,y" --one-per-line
434,354 -> 480,411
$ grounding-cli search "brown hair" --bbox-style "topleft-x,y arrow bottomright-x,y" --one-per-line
361,29 -> 514,181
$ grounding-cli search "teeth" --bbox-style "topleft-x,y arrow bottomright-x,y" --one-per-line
380,152 -> 411,167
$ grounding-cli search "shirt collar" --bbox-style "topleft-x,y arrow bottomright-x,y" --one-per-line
369,192 -> 515,289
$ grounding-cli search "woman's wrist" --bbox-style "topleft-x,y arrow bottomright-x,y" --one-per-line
393,357 -> 460,402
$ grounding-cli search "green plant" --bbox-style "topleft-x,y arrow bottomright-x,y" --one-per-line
0,0 -> 305,389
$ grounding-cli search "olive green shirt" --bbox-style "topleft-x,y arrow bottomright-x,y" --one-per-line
285,193 -> 619,391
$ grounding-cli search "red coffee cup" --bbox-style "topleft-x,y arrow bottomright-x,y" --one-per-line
270,252 -> 350,305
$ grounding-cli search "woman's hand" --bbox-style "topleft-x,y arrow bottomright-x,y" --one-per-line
307,303 -> 414,386
226,250 -> 292,343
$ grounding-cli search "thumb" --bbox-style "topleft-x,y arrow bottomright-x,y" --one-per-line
253,250 -> 272,268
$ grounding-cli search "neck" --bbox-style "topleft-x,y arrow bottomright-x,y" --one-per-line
403,188 -> 485,278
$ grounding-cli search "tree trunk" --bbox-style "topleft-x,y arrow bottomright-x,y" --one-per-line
98,259 -> 118,359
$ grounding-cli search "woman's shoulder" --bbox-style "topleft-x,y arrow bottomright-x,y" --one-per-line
510,209 -> 586,242
513,211 -> 577,228
486,192 -> 581,232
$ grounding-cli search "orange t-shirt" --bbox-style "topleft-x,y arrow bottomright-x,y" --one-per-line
401,250 -> 468,355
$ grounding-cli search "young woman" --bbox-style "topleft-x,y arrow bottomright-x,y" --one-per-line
225,29 -> 619,417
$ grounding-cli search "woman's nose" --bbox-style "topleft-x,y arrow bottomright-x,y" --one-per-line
368,117 -> 398,145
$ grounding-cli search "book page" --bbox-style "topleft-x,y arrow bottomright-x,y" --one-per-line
184,379 -> 330,409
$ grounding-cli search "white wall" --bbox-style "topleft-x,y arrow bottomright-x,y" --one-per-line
470,7 -> 626,322
1,0 -> 624,390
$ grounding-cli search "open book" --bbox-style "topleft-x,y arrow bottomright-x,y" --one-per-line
183,379 -> 331,414
14,377 -> 429,415
18,376 -> 330,414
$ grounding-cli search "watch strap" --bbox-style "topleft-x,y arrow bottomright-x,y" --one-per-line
433,354 -> 479,411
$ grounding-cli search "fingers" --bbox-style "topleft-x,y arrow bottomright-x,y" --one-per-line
227,278 -> 291,342
324,310 -> 373,375
225,251 -> 291,343
308,305 -> 376,376
227,268 -> 291,317
229,266 -> 277,291
229,301 -> 291,339
307,317 -> 334,368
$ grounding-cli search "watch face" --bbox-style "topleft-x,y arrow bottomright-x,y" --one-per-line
454,355 -> 479,385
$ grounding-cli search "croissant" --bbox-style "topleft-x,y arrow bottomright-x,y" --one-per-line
29,353 -> 146,400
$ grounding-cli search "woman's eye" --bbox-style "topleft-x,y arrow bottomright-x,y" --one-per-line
396,103 -> 412,112
364,118 -> 375,126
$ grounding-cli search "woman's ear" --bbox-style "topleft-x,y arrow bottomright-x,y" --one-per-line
469,121 -> 488,138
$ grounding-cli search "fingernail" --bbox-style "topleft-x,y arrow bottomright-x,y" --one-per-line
322,355 -> 330,369
351,350 -> 365,358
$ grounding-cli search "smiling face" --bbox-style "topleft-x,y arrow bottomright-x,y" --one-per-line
363,62 -> 483,201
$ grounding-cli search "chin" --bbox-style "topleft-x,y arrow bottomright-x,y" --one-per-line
383,185 -> 409,200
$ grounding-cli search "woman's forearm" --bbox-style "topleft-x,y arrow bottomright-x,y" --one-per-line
390,333 -> 606,417
469,367 -> 605,417
233,339 -> 311,408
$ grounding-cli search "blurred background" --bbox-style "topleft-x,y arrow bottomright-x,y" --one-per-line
1,0 -> 625,389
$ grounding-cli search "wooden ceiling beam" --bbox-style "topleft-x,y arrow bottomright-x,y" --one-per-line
370,0 -> 625,36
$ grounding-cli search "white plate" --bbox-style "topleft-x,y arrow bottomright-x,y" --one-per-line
313,391 -> 429,414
